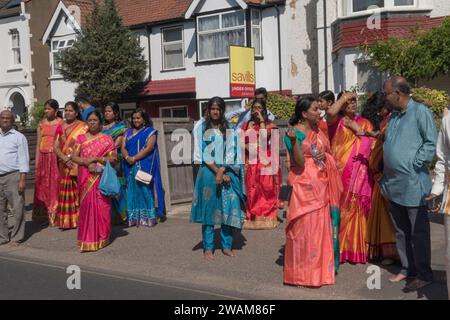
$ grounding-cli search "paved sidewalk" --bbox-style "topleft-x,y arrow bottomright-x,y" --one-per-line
0,189 -> 448,300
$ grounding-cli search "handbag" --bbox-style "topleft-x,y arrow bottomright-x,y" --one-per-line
134,138 -> 154,185
99,161 -> 121,197
278,185 -> 293,202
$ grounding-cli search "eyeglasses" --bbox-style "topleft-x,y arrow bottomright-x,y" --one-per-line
382,91 -> 395,97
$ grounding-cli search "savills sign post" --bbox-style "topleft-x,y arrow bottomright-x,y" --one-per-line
229,46 -> 255,98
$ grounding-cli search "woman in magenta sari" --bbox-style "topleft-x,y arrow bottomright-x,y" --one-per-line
328,91 -> 374,264
72,111 -> 116,252
284,97 -> 343,287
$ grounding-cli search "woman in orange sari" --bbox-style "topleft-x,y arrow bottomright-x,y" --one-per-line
329,92 -> 374,264
283,97 -> 343,287
33,99 -> 64,226
242,99 -> 282,230
53,102 -> 88,229
361,92 -> 397,263
72,111 -> 116,252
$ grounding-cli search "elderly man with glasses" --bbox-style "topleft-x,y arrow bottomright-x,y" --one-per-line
0,110 -> 29,246
380,76 -> 437,292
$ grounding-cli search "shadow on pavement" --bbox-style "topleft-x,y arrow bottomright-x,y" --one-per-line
110,225 -> 130,245
375,259 -> 448,300
415,271 -> 448,300
192,228 -> 247,251
22,221 -> 47,242
276,245 -> 285,266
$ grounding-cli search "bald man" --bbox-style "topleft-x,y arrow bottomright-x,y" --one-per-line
380,76 -> 437,292
0,110 -> 29,246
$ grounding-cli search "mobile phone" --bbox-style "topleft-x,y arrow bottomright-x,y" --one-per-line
427,194 -> 443,211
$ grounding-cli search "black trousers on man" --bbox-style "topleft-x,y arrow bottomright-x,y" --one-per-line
389,201 -> 433,282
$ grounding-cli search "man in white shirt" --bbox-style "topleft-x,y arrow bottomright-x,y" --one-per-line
0,110 -> 29,246
225,87 -> 275,130
426,112 -> 450,299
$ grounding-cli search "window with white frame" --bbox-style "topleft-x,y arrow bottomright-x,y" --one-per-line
251,9 -> 262,57
162,27 -> 184,70
160,106 -> 189,118
197,10 -> 246,61
51,39 -> 75,76
10,29 -> 21,66
357,61 -> 383,94
345,0 -> 416,14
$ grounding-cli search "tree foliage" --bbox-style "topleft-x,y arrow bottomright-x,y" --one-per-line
361,18 -> 450,84
60,0 -> 147,106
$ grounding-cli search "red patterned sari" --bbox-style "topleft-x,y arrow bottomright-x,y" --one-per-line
33,119 -> 64,226
55,121 -> 88,229
76,134 -> 116,252
242,120 -> 282,229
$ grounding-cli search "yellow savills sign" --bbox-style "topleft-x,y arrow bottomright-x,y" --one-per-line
229,46 -> 255,98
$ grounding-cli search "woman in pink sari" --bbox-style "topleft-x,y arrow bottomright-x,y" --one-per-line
72,110 -> 116,252
284,97 -> 343,287
328,91 -> 374,264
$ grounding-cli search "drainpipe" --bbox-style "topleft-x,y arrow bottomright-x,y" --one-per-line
145,25 -> 152,82
275,5 -> 282,93
323,0 -> 329,91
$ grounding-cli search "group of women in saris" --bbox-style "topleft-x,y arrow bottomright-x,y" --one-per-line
281,91 -> 398,287
32,100 -> 164,252
190,91 -> 398,287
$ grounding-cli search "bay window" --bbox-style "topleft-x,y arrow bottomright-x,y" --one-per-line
343,0 -> 417,15
197,10 -> 246,61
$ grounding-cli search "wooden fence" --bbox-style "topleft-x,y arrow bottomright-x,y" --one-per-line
20,118 -> 291,213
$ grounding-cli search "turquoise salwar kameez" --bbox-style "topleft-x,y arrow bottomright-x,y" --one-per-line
190,125 -> 246,251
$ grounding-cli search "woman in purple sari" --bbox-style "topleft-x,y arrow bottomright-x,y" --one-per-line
72,111 -> 116,252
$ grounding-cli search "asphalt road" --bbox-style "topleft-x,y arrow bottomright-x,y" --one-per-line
0,255 -> 243,300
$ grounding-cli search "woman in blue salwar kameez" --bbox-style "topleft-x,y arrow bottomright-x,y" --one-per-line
191,97 -> 246,260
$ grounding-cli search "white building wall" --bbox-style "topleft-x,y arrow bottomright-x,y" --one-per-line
149,20 -> 196,81
255,6 -> 287,94
0,11 -> 34,118
148,3 -> 290,100
135,28 -> 151,80
429,0 -> 450,17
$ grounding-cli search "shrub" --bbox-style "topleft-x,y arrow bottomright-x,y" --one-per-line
266,93 -> 296,120
411,87 -> 449,128
30,102 -> 45,129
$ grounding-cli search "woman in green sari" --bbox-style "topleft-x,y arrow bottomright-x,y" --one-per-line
102,102 -> 128,224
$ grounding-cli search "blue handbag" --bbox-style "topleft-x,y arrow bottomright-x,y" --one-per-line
99,161 -> 121,197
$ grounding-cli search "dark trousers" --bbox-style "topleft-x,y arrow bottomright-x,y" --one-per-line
388,201 -> 433,282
